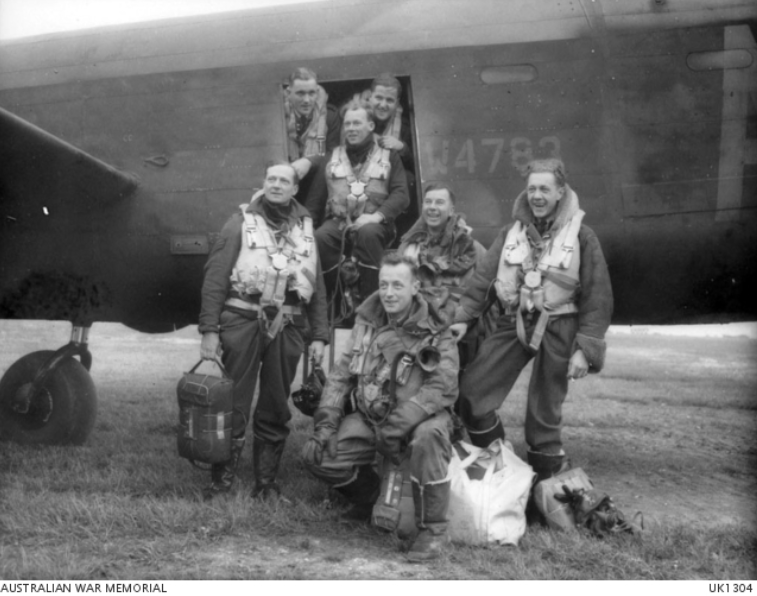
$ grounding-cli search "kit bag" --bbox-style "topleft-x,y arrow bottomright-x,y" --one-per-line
176,359 -> 233,464
447,439 -> 535,546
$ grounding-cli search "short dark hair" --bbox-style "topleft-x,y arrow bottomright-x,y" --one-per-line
264,161 -> 299,186
340,99 -> 375,123
423,182 -> 456,205
288,67 -> 317,86
525,158 -> 567,188
380,250 -> 418,278
370,73 -> 402,100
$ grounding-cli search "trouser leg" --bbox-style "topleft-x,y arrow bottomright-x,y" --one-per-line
304,412 -> 378,503
357,263 -> 379,302
250,324 -> 305,496
314,218 -> 345,276
314,218 -> 346,303
352,222 -> 393,270
458,320 -> 531,446
524,316 -> 577,454
407,411 -> 453,485
353,222 -> 392,302
219,311 -> 266,439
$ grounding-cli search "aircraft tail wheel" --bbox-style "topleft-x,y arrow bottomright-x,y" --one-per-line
0,350 -> 97,445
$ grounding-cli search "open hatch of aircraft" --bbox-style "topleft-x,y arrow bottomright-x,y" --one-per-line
1,0 -> 755,445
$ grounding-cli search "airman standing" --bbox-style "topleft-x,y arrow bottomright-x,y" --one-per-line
450,158 -> 613,485
199,162 -> 329,500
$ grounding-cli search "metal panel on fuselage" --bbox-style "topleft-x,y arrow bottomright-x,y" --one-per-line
1,21 -> 755,330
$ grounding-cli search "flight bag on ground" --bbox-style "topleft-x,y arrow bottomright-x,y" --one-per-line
447,439 -> 535,545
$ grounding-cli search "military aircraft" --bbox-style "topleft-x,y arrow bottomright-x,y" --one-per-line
1,0 -> 755,446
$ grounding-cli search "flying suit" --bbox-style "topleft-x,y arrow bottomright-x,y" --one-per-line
304,292 -> 458,489
454,186 -> 613,453
398,213 -> 484,320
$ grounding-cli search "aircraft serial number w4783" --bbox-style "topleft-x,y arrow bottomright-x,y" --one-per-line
423,135 -> 561,177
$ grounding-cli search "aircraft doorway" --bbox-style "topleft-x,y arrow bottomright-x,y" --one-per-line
288,75 -> 421,244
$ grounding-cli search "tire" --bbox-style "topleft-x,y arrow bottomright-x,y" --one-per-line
0,350 -> 97,445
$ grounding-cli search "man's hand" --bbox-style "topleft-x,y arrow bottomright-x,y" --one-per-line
301,406 -> 342,466
567,349 -> 589,381
448,323 -> 469,344
309,340 -> 326,366
200,332 -> 221,360
351,212 -> 383,230
377,135 -> 404,152
375,400 -> 429,465
291,157 -> 312,179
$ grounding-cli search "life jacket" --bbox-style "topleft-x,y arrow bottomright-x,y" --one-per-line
229,197 -> 317,305
325,140 -> 391,221
494,211 -> 584,351
285,84 -> 329,160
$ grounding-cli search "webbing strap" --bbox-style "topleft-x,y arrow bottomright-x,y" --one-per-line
528,310 -> 551,352
516,309 -> 532,354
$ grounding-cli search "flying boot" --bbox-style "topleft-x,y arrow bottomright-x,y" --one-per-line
527,449 -> 571,483
466,414 -> 505,448
252,437 -> 286,500
406,480 -> 451,562
334,464 -> 381,522
203,437 -> 245,500
526,448 -> 571,524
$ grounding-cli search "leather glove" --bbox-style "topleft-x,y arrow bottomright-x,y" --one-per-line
301,406 -> 342,466
375,400 -> 429,465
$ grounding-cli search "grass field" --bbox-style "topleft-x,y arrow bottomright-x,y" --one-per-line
0,321 -> 755,580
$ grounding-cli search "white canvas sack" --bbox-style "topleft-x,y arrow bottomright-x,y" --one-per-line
447,439 -> 535,546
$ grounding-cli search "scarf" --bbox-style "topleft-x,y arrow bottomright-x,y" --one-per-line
261,199 -> 296,230
345,134 -> 374,167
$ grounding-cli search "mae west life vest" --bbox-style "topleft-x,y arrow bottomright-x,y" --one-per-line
495,211 -> 584,314
230,201 -> 318,305
325,141 -> 391,221
285,84 -> 329,160
494,212 -> 584,351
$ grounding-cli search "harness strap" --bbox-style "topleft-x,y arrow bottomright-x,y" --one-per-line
540,210 -> 585,270
516,305 -> 577,353
542,269 -> 580,292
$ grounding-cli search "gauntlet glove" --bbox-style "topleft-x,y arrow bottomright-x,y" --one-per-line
375,400 -> 429,465
302,406 -> 342,466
